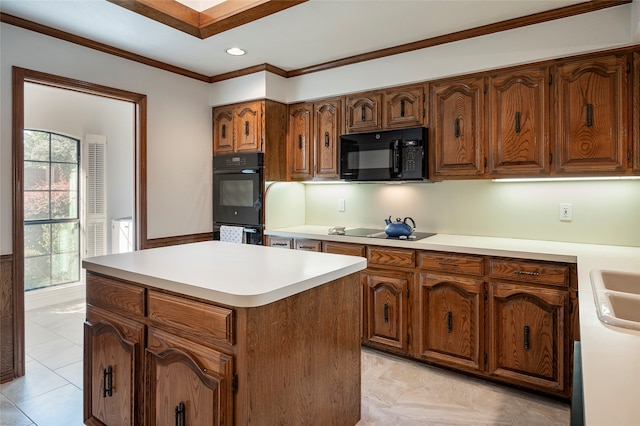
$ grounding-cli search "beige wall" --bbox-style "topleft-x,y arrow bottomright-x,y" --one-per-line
267,179 -> 640,247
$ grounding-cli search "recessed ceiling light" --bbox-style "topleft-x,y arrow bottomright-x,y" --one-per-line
226,47 -> 246,56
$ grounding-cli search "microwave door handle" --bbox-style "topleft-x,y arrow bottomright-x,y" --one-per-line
393,141 -> 400,174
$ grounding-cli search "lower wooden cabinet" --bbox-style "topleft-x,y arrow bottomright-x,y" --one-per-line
488,282 -> 567,394
362,269 -> 412,354
416,273 -> 484,372
84,306 -> 144,426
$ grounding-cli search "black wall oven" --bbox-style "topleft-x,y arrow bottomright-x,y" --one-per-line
213,153 -> 264,244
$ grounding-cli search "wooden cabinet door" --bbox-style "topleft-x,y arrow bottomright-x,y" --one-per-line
488,282 -> 567,394
488,67 -> 549,176
212,106 -> 235,155
554,54 -> 629,173
345,92 -> 382,133
288,102 -> 313,180
314,99 -> 341,178
633,51 -> 640,173
234,101 -> 263,152
146,328 -> 233,426
431,77 -> 485,178
383,84 -> 425,129
363,269 -> 411,353
416,273 -> 484,372
84,308 -> 144,426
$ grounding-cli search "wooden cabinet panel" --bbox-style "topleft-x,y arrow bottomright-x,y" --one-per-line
148,290 -> 234,347
431,76 -> 485,178
488,67 -> 549,176
554,54 -> 630,173
146,327 -> 233,426
368,246 -> 415,268
417,273 -> 484,372
86,273 -> 145,318
234,101 -> 263,152
323,241 -> 366,257
489,258 -> 569,288
345,92 -> 382,133
633,51 -> 640,173
363,269 -> 411,352
84,306 -> 144,426
418,251 -> 485,276
488,282 -> 567,393
383,84 -> 425,129
314,99 -> 341,178
288,102 -> 313,180
212,105 -> 235,154
266,236 -> 293,249
294,239 -> 322,252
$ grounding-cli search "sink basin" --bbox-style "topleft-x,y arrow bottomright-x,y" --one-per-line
590,269 -> 640,331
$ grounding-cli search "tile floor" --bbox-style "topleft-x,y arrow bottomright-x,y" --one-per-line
1,298 -> 570,425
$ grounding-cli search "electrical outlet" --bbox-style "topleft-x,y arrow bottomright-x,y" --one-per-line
338,198 -> 345,212
560,203 -> 572,221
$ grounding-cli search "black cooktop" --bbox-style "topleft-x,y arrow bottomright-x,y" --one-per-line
342,228 -> 436,241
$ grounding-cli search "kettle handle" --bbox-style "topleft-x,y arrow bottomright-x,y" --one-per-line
404,217 -> 416,230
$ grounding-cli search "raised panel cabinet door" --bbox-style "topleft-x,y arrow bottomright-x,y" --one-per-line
345,92 -> 382,133
212,106 -> 235,154
488,67 -> 549,176
146,328 -> 233,426
417,273 -> 484,372
431,77 -> 485,178
84,317 -> 142,426
554,54 -> 629,173
633,51 -> 640,173
383,85 -> 425,129
314,99 -> 341,178
364,270 -> 410,353
234,101 -> 263,152
288,103 -> 313,180
488,282 -> 567,394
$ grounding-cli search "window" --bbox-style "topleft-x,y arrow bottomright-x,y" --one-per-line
23,130 -> 80,290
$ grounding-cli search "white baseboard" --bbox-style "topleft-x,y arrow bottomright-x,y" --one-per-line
25,282 -> 86,311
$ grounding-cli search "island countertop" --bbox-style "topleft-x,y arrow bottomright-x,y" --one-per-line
82,240 -> 367,307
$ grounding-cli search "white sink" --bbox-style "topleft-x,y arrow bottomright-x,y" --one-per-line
590,270 -> 640,331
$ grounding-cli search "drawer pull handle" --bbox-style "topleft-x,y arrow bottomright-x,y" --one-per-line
273,243 -> 289,247
299,246 -> 315,250
400,99 -> 405,117
515,111 -> 521,133
524,325 -> 530,350
245,121 -> 249,136
446,311 -> 453,333
102,365 -> 113,398
298,135 -> 303,150
221,124 -> 226,139
514,270 -> 540,276
361,104 -> 366,122
383,303 -> 389,323
586,104 -> 593,127
175,401 -> 185,426
324,131 -> 330,148
454,118 -> 461,138
438,261 -> 459,267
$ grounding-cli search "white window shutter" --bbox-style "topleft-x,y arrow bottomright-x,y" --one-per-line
83,134 -> 107,257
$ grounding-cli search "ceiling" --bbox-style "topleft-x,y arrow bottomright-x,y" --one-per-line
1,0 -> 625,81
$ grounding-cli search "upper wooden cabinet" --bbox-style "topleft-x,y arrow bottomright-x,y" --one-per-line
213,100 -> 263,154
430,76 -> 485,179
345,84 -> 426,134
553,53 -> 630,174
288,98 -> 342,181
487,66 -> 550,177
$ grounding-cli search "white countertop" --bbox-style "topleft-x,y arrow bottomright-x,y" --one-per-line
266,225 -> 640,425
82,240 -> 366,308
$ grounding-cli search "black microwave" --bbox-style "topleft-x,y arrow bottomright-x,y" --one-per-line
339,127 -> 427,181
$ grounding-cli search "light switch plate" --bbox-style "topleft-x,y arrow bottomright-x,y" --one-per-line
560,203 -> 572,221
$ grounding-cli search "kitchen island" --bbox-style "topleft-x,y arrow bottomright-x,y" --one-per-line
82,241 -> 367,425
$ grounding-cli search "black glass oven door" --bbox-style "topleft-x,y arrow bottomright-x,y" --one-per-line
213,171 -> 262,225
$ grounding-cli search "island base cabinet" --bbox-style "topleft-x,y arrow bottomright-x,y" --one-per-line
488,282 -> 567,394
145,328 -> 233,426
84,306 -> 144,426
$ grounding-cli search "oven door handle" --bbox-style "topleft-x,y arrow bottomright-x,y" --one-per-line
243,228 -> 257,233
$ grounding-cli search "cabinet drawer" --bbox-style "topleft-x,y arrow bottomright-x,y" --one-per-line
323,241 -> 366,257
294,239 -> 322,252
489,258 -> 570,287
86,273 -> 145,318
267,236 -> 293,249
148,291 -> 234,346
367,246 -> 415,268
418,252 -> 484,276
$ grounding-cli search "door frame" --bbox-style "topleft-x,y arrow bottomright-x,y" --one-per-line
11,66 -> 148,378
